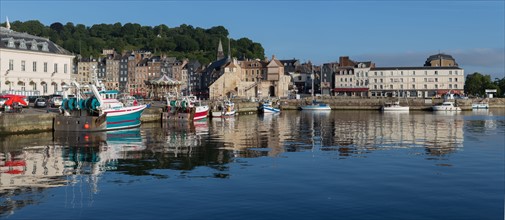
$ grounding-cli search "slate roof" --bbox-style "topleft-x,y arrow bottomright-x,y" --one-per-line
0,27 -> 73,56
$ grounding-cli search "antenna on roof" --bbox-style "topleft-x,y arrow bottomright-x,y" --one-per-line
6,16 -> 11,30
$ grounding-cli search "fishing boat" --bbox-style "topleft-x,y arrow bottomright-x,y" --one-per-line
55,71 -> 147,132
381,101 -> 410,112
258,99 -> 280,113
211,99 -> 236,117
300,66 -> 331,111
164,95 -> 209,122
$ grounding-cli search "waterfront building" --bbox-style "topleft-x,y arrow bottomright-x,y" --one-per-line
332,54 -> 464,98
369,53 -> 464,97
333,56 -> 374,97
0,25 -> 74,96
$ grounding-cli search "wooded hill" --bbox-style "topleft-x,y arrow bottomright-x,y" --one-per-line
5,20 -> 265,65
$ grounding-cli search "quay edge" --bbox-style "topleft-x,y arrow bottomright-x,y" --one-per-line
1,98 -> 504,135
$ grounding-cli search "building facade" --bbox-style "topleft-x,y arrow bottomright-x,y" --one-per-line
0,26 -> 74,96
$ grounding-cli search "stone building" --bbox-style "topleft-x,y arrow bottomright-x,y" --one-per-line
0,25 -> 74,96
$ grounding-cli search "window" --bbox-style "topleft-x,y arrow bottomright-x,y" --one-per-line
413,71 -> 416,75
412,78 -> 415,82
455,78 -> 458,82
374,72 -> 377,76
54,63 -> 58,73
424,71 -> 428,75
424,84 -> 427,89
412,85 -> 415,89
390,85 -> 393,89
454,84 -> 458,88
380,79 -> 383,83
21,61 -> 26,71
435,84 -> 438,89
449,78 -> 452,82
449,71 -> 452,75
449,84 -> 453,89
64,64 -> 68,73
424,78 -> 427,82
401,78 -> 404,82
390,78 -> 393,82
374,85 -> 377,89
435,71 -> 438,75
33,61 -> 37,72
44,62 -> 48,72
374,79 -> 377,83
400,85 -> 403,89
9,60 -> 14,70
435,78 -> 438,82
455,71 -> 458,75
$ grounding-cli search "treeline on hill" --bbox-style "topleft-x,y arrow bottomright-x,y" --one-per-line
6,20 -> 265,65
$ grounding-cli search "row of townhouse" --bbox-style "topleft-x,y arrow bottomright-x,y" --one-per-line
75,50 -> 199,98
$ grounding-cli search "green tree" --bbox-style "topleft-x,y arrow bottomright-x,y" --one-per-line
494,77 -> 505,97
464,72 -> 497,97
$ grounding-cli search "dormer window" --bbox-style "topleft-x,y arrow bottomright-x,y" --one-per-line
19,39 -> 27,49
7,38 -> 15,48
41,42 -> 49,52
30,40 -> 38,50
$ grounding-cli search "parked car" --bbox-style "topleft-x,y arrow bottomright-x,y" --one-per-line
0,96 -> 8,107
34,97 -> 47,108
49,96 -> 63,107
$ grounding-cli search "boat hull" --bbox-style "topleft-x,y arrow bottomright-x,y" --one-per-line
212,110 -> 236,118
300,104 -> 331,111
432,106 -> 461,111
194,106 -> 209,120
54,105 -> 146,132
472,104 -> 489,109
261,106 -> 280,113
103,105 -> 146,130
382,106 -> 410,112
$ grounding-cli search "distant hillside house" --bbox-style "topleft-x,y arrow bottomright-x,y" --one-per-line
0,26 -> 74,96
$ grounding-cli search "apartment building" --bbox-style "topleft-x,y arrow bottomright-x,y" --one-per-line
333,54 -> 464,98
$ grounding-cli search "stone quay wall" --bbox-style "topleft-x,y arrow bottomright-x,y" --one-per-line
0,98 -> 504,135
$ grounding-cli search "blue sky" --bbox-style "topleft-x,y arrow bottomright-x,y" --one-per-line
1,1 -> 504,79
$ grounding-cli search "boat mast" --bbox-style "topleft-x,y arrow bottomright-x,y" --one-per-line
311,65 -> 315,99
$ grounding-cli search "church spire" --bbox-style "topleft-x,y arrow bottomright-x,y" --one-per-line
217,39 -> 224,61
6,16 -> 10,30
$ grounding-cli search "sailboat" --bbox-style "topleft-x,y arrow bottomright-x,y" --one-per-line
300,66 -> 331,111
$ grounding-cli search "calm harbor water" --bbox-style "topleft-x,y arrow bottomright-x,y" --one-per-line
1,110 -> 504,220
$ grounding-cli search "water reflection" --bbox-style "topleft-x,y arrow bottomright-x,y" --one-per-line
1,110 -> 503,217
